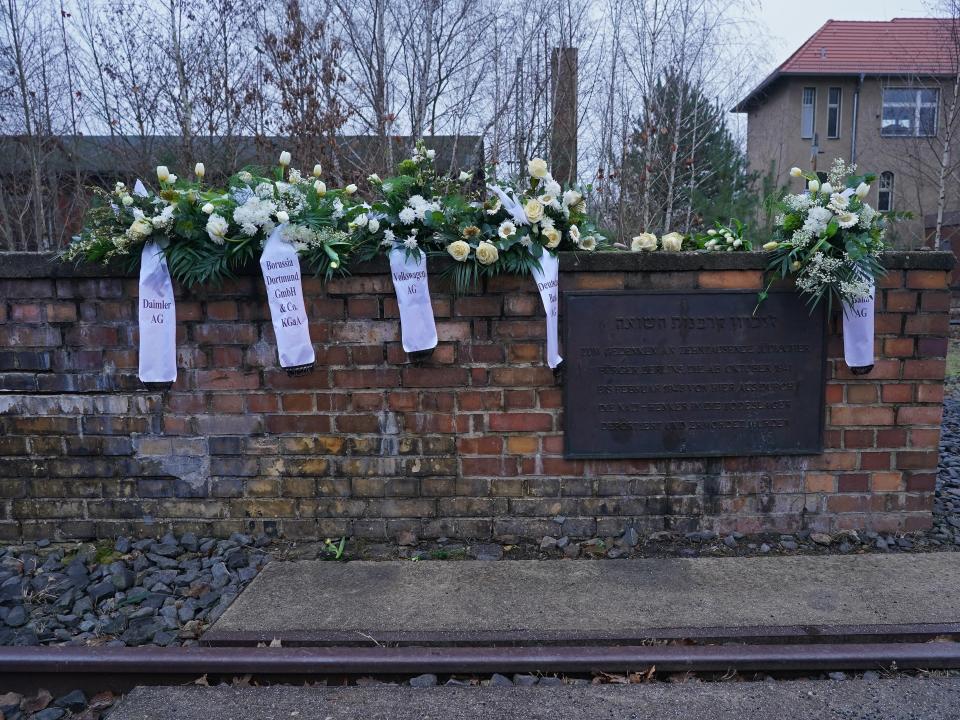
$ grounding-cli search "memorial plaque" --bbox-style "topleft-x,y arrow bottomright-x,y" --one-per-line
563,291 -> 826,458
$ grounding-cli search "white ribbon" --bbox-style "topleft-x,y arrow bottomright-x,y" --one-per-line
389,248 -> 438,353
842,280 -> 875,369
138,241 -> 177,382
531,250 -> 562,368
136,177 -> 177,383
487,185 -> 529,225
260,226 -> 315,369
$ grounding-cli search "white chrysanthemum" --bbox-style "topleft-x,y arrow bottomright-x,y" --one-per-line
562,189 -> 581,207
233,196 -> 277,236
332,198 -> 345,219
254,182 -> 274,199
836,211 -> 859,228
544,179 -> 562,197
802,206 -> 834,236
383,228 -> 395,243
399,207 -> 417,224
403,235 -> 418,249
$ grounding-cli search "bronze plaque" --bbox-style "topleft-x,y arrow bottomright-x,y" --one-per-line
563,291 -> 826,458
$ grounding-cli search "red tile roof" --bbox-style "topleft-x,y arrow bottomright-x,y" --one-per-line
734,18 -> 958,111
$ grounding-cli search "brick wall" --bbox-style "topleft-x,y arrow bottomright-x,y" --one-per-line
0,251 -> 952,542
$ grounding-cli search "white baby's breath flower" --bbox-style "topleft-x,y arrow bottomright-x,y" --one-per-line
278,151 -> 291,167
288,168 -> 302,184
631,233 -> 657,252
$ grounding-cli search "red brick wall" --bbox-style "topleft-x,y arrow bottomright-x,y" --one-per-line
0,252 -> 952,541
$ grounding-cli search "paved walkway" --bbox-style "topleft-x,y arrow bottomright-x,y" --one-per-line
110,679 -> 960,720
206,554 -> 960,645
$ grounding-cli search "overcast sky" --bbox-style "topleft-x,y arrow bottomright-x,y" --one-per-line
757,0 -> 939,73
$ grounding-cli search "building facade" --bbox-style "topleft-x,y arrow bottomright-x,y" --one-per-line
734,19 -> 958,247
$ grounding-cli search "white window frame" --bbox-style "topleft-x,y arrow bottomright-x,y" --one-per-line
881,87 -> 939,137
878,171 -> 894,212
827,87 -> 842,139
801,87 -> 816,139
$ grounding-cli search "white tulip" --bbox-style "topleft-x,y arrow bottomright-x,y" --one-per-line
855,182 -> 870,198
279,151 -> 291,167
368,173 -> 381,184
345,184 -> 357,195
194,162 -> 205,178
314,180 -> 326,196
156,165 -> 170,182
821,182 -> 833,196
276,210 -> 290,224
808,179 -> 820,193
202,203 -> 214,215
313,163 -> 323,177
789,167 -> 802,177
167,174 -> 177,184
763,241 -> 779,251
459,171 -> 472,182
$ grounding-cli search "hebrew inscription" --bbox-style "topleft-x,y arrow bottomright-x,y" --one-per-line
563,291 -> 826,458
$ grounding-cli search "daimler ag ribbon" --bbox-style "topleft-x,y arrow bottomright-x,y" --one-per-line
842,279 -> 875,371
260,226 -> 315,371
531,250 -> 562,368
389,248 -> 438,353
136,176 -> 177,383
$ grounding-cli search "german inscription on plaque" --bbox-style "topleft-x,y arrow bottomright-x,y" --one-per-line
563,291 -> 826,458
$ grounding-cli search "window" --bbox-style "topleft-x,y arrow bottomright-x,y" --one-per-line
827,87 -> 842,138
801,87 -> 816,139
878,171 -> 894,211
881,88 -> 939,137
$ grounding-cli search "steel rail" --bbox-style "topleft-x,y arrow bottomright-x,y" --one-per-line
3,641 -> 959,677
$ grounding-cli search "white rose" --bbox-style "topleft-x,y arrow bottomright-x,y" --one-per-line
128,218 -> 152,237
194,162 -> 205,178
527,157 -> 548,178
579,235 -> 597,251
569,224 -> 581,244
426,148 -> 436,160
314,180 -> 326,196
202,202 -> 214,215
121,195 -> 134,207
524,199 -> 544,223
808,179 -> 820,193
345,184 -> 357,195
276,210 -> 290,224
661,232 -> 684,251
762,241 -> 779,251
855,182 -> 870,199
458,171 -> 472,182
543,227 -> 561,249
205,213 -> 228,244
447,240 -> 470,262
368,219 -> 380,233
820,182 -> 833,196
498,220 -> 516,239
279,151 -> 291,167
790,167 -> 802,177
631,232 -> 658,252
156,165 -> 170,183
476,241 -> 499,265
